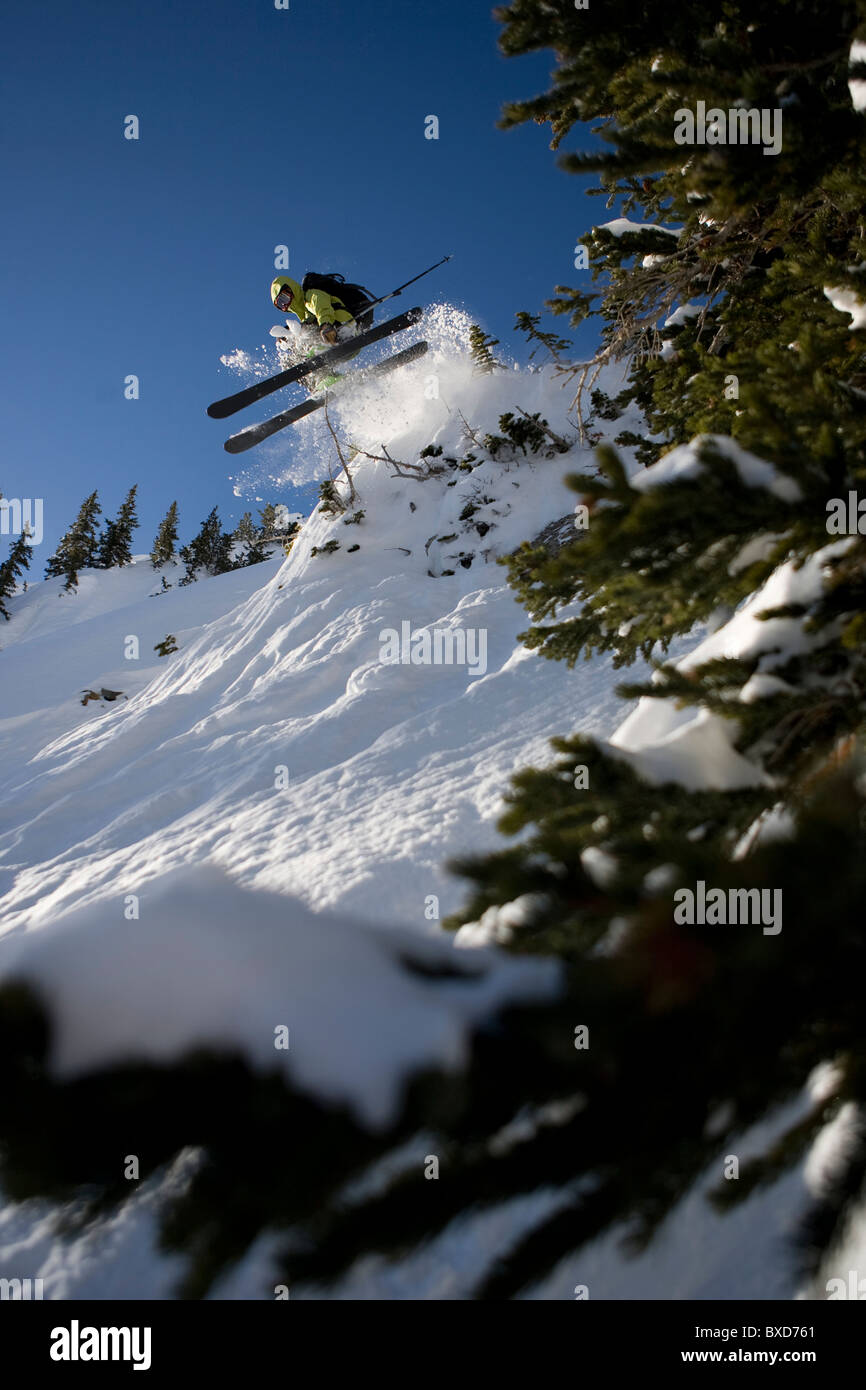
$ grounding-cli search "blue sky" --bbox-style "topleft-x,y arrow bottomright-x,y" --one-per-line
4,0 -> 600,561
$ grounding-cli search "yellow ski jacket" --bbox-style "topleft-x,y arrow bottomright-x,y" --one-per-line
270,277 -> 354,328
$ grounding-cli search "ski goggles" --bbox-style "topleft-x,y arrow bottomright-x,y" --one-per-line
274,290 -> 295,311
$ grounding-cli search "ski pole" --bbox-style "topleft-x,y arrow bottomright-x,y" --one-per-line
364,255 -> 453,312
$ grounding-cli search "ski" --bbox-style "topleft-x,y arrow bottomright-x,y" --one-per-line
224,342 -> 429,454
207,307 -> 424,419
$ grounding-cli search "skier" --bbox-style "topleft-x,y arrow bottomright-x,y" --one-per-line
208,256 -> 451,444
270,273 -> 375,346
269,273 -> 377,389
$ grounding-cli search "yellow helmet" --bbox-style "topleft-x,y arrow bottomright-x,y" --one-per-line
270,276 -> 303,315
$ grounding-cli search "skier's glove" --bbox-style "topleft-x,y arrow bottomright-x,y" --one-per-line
320,323 -> 340,346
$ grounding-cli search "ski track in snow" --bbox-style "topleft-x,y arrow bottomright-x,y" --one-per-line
0,540 -> 624,933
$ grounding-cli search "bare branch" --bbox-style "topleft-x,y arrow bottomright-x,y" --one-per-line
323,399 -> 357,502
456,410 -> 486,450
345,441 -> 441,482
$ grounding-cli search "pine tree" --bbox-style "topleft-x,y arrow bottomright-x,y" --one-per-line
469,324 -> 501,374
179,507 -> 234,584
241,537 -> 271,567
98,485 -> 139,569
151,502 -> 179,569
233,512 -> 257,546
44,492 -> 102,592
419,0 -> 866,1294
316,480 -> 343,516
258,502 -> 278,538
233,512 -> 270,567
0,530 -> 32,620
514,310 -> 573,367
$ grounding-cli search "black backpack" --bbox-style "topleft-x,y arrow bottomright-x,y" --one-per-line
302,271 -> 376,329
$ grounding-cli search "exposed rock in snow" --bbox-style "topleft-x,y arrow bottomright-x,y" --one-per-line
526,511 -> 585,558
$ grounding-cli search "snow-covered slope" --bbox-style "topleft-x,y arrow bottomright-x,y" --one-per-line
0,314 -> 629,934
0,309 -> 832,1300
0,316 -> 635,1295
